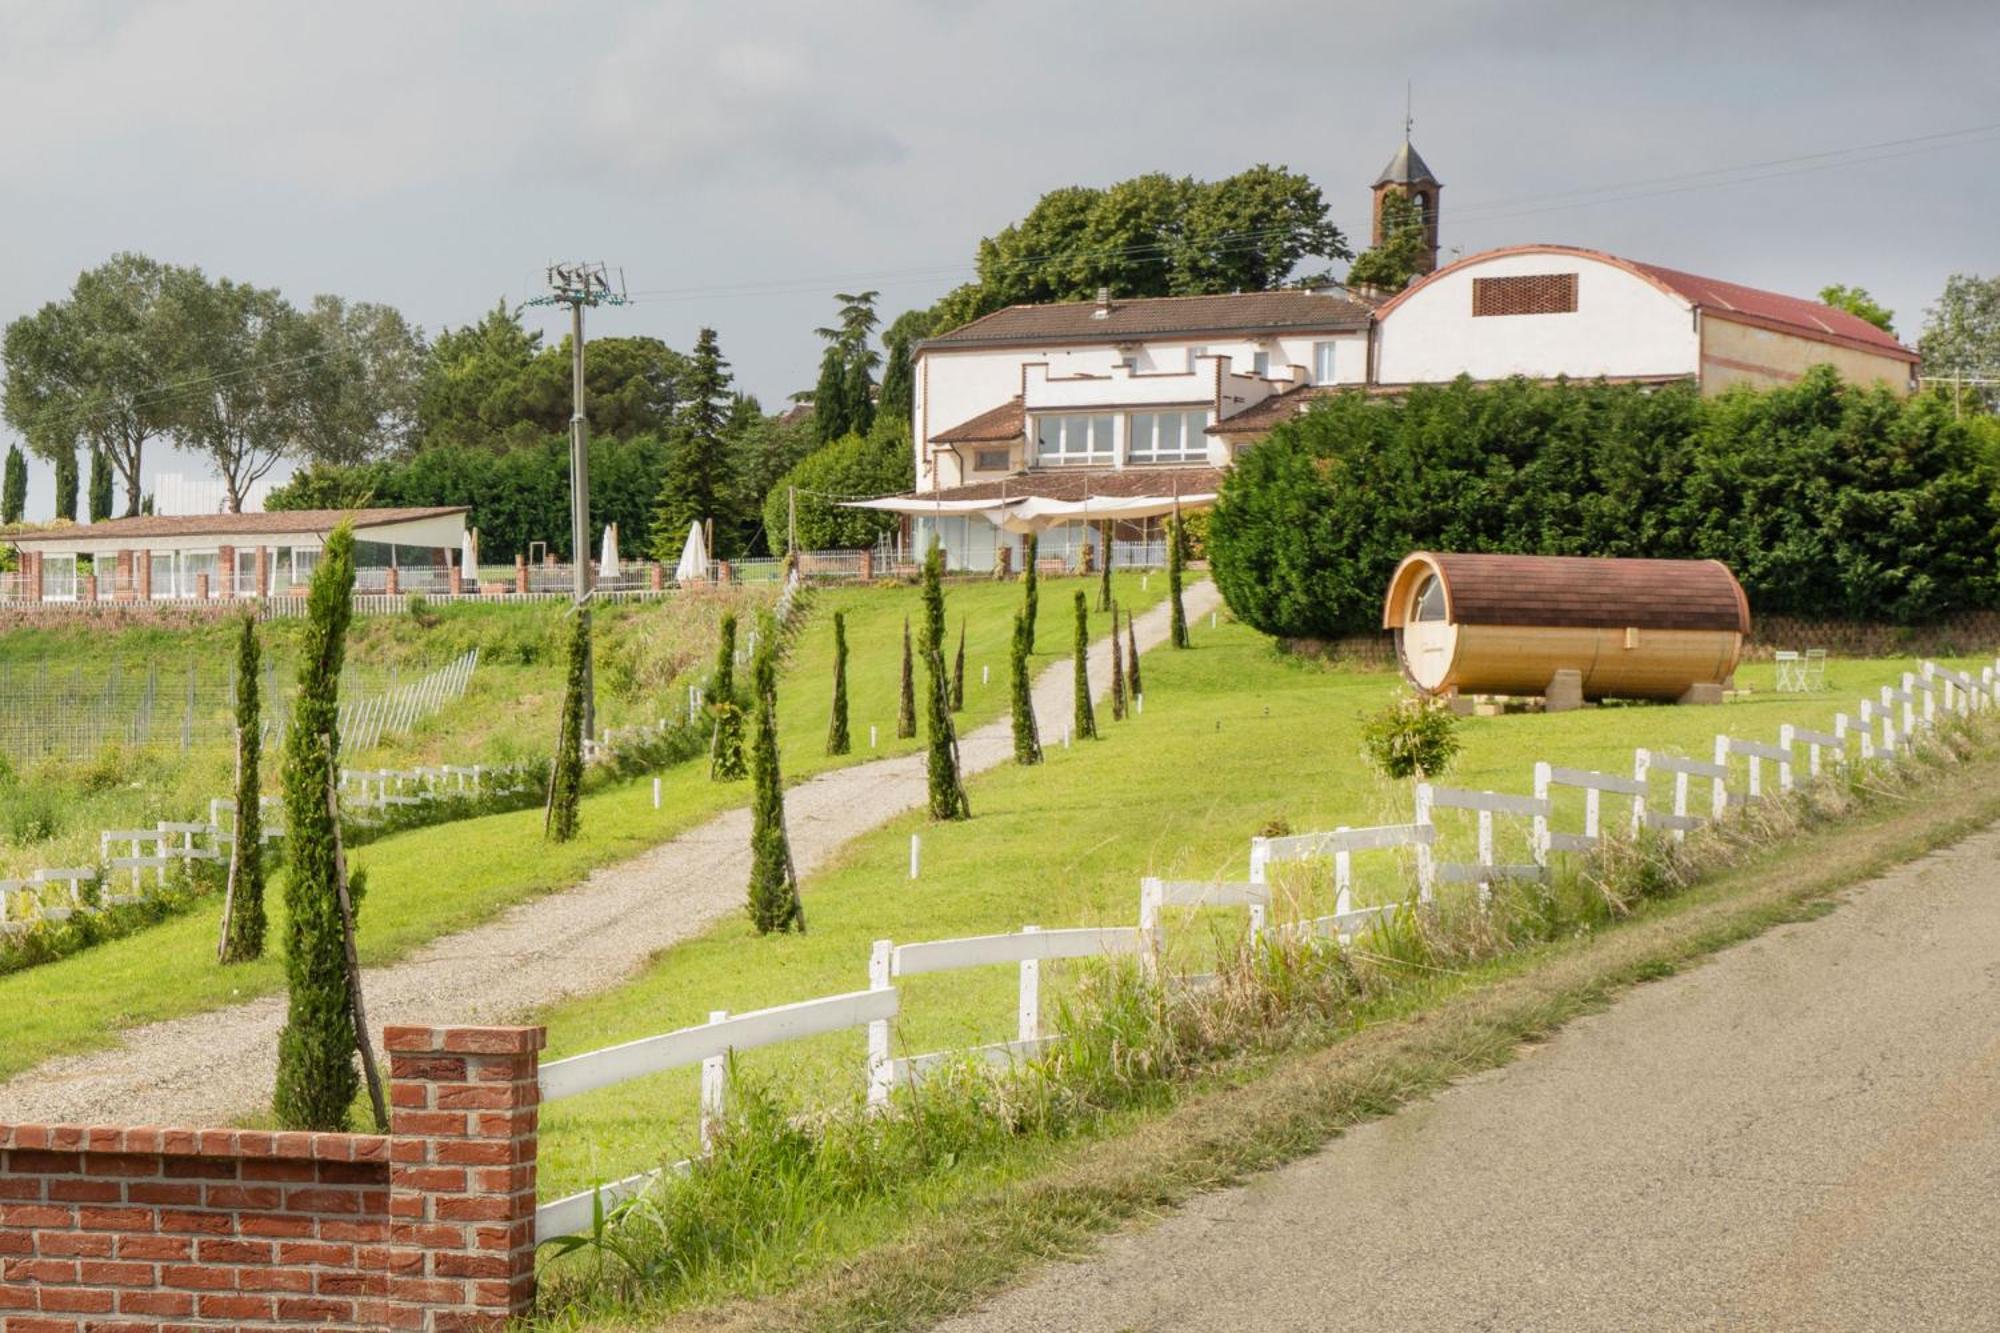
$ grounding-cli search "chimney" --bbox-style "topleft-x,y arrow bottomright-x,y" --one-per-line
1092,286 -> 1111,319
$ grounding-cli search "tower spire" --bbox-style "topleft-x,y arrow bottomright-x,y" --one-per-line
1405,80 -> 1413,140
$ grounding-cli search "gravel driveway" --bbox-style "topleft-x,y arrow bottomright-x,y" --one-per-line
0,580 -> 1222,1128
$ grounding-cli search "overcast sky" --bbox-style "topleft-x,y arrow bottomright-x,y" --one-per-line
3,0 -> 1996,514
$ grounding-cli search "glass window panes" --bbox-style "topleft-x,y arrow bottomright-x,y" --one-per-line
291,546 -> 320,588
43,554 -> 77,600
1033,414 -> 1115,465
150,552 -> 174,598
1414,575 -> 1447,622
1126,409 -> 1210,464
1314,341 -> 1339,383
182,551 -> 218,595
1252,350 -> 1270,377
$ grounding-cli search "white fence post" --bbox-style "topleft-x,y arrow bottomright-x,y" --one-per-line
866,940 -> 894,1109
1017,926 -> 1041,1044
1138,878 -> 1165,982
1476,805 -> 1495,906
1531,762 -> 1552,866
1777,725 -> 1796,792
699,1010 -> 729,1154
1332,828 -> 1354,917
1414,784 -> 1436,904
1711,737 -> 1732,819
909,833 -> 921,881
1631,749 -> 1651,836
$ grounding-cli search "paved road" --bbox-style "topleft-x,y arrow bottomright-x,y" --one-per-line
939,824 -> 2000,1332
0,581 -> 1221,1128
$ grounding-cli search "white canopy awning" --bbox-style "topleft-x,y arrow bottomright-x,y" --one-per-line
842,496 -> 1028,516
841,491 -> 1213,533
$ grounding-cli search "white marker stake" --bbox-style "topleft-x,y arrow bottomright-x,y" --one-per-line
1142,575 -> 1149,591
870,724 -> 878,749
981,665 -> 990,686
909,833 -> 921,880
1210,611 -> 1217,629
652,777 -> 661,810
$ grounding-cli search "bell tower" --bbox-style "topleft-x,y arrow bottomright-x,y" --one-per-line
1371,108 -> 1442,276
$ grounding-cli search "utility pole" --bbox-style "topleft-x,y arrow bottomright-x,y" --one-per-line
527,262 -> 627,738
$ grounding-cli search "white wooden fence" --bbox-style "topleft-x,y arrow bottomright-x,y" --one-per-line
335,649 -> 479,753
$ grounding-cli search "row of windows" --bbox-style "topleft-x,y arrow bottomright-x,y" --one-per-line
1121,344 -> 1343,381
34,547 -> 322,600
1030,410 -> 1213,467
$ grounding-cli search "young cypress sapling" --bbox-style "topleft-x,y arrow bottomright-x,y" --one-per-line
710,612 -> 747,779
922,542 -> 970,819
1125,606 -> 1142,700
896,616 -> 917,739
1010,607 -> 1041,765
951,616 -> 966,711
1168,515 -> 1190,649
1021,533 -> 1040,653
218,612 -> 265,963
747,615 -> 806,933
1072,590 -> 1097,740
825,609 -> 851,756
545,605 -> 589,841
1110,602 -> 1126,721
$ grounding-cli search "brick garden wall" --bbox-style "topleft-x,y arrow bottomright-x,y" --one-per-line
0,1025 -> 542,1331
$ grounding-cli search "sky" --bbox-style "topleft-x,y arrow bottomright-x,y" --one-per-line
2,0 -> 1996,514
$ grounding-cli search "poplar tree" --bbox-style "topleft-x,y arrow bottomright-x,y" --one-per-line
1126,607 -> 1142,701
710,612 -> 746,780
273,523 -> 365,1131
951,617 -> 966,711
53,448 -> 78,522
545,606 -> 588,842
1011,608 -> 1041,765
1,446 -> 23,523
747,615 -> 805,934
88,446 -> 113,522
1110,604 -> 1127,721
896,616 -> 916,739
1168,516 -> 1190,649
922,542 -> 971,819
1021,533 -> 1039,653
825,610 -> 851,755
1072,591 -> 1097,740
219,613 -> 265,963
1097,521 -> 1114,612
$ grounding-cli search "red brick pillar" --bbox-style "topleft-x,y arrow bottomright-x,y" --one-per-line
136,550 -> 152,601
514,556 -> 528,595
859,549 -> 874,582
448,564 -> 463,596
218,544 -> 236,597
717,559 -> 732,584
196,573 -> 210,601
254,544 -> 270,598
385,1024 -> 544,1329
80,573 -> 97,602
385,566 -> 401,596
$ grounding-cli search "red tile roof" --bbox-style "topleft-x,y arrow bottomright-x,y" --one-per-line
903,467 -> 1224,504
1386,552 -> 1750,633
922,289 -> 1374,349
4,506 -> 468,546
932,398 -> 1025,444
1208,384 -> 1339,436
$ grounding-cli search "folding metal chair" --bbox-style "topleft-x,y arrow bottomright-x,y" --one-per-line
1802,648 -> 1828,692
1773,650 -> 1805,692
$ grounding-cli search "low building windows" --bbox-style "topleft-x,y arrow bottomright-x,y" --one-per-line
1033,413 -> 1116,466
1313,341 -> 1340,383
973,447 -> 1012,472
1126,409 -> 1211,465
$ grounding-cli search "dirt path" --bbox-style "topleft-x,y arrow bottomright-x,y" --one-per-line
0,581 -> 1222,1128
935,821 -> 2000,1333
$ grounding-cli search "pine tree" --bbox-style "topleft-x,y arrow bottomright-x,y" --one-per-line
951,617 -> 966,711
219,613 -> 266,963
1021,533 -> 1040,653
1125,607 -> 1142,701
87,446 -> 113,523
922,542 -> 971,820
1110,603 -> 1127,721
710,612 -> 746,780
1,446 -> 23,524
747,615 -> 806,934
1168,516 -> 1190,649
896,616 -> 916,739
1097,521 -> 1114,612
545,607 -> 588,841
826,610 -> 851,756
812,343 -> 850,444
650,328 -> 734,560
52,448 -> 78,523
273,524 -> 363,1131
1010,608 -> 1042,765
1072,590 -> 1097,740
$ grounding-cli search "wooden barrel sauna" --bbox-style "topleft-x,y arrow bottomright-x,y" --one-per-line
1382,552 -> 1749,702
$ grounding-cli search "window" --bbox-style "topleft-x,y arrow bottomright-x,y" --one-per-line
1126,409 -> 1211,465
290,546 -> 321,589
235,547 -> 262,596
181,550 -> 219,597
42,554 -> 77,601
1184,345 -> 1208,373
1472,273 -> 1579,317
1313,341 -> 1340,383
150,551 -> 174,598
973,447 -> 1012,472
1414,574 -> 1447,622
1251,350 -> 1270,377
1033,414 -> 1115,466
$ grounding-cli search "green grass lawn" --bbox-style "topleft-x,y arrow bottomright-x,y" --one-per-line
0,573 -> 1163,1083
530,619 -> 1989,1201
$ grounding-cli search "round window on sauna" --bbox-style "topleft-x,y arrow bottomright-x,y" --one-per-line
1413,573 -> 1446,623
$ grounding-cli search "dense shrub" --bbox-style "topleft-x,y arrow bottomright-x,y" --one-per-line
762,421 -> 914,554
1207,371 -> 2000,638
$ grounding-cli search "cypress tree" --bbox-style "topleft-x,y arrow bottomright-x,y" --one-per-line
1168,516 -> 1190,649
710,613 -> 746,780
52,448 -> 78,522
1,446 -> 23,524
273,524 -> 363,1131
88,446 -> 113,523
922,542 -> 970,820
951,617 -> 966,712
1010,608 -> 1041,765
1110,603 -> 1127,721
545,606 -> 588,841
896,616 -> 916,739
1021,533 -> 1040,653
219,613 -> 266,963
747,615 -> 806,934
1126,607 -> 1142,701
825,610 -> 851,756
1097,521 -> 1114,612
1072,590 -> 1097,740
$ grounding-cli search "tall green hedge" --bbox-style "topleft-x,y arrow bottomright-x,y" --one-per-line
1208,371 -> 2000,638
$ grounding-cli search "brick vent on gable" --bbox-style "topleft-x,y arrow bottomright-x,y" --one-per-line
1472,272 -> 1579,317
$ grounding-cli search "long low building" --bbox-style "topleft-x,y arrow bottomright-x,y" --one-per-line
1,506 -> 469,602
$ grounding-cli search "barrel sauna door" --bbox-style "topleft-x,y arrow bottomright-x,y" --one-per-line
1399,574 -> 1457,693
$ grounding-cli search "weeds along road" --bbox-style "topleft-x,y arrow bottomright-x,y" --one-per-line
938,822 -> 2000,1333
0,582 -> 1222,1128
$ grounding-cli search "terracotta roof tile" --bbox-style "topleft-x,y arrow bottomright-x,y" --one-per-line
4,506 -> 467,546
932,398 -> 1025,444
923,290 -> 1373,349
904,467 -> 1223,504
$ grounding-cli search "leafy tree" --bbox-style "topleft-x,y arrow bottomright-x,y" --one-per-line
811,344 -> 851,446
1072,591 -> 1097,740
1818,284 -> 1895,335
878,331 -> 916,424
220,613 -> 266,963
274,524 -> 364,1131
651,327 -> 735,558
730,399 -> 817,554
515,335 -> 688,442
1125,609 -> 1142,700
709,612 -> 746,780
825,610 -> 851,755
416,299 -> 544,450
1175,165 -> 1348,294
921,542 -> 970,820
747,614 -> 806,933
52,447 -> 77,522
1010,608 -> 1041,765
87,446 -> 112,522
812,292 -> 881,443
762,419 -> 912,554
896,616 -> 916,739
303,295 -> 426,464
1347,190 -> 1428,294
1919,273 -> 2000,413
2,252 -> 178,517
545,607 -> 588,842
1021,533 -> 1040,653
1167,516 -> 1190,648
2,446 -> 25,523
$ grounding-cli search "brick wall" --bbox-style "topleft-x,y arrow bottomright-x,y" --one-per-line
0,1025 -> 542,1331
